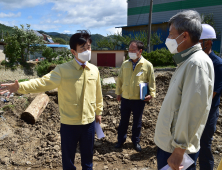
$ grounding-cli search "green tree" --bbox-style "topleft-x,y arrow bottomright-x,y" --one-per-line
42,47 -> 57,62
53,38 -> 67,44
96,31 -> 162,51
96,32 -> 123,50
201,13 -> 220,35
4,24 -> 45,65
57,48 -> 73,61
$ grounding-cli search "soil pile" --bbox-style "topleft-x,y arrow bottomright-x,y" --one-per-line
0,72 -> 221,170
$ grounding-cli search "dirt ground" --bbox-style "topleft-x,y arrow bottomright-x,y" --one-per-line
0,71 -> 221,170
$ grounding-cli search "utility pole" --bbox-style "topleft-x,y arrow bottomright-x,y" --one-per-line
147,0 -> 153,53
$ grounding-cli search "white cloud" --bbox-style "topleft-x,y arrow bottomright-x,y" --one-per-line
106,27 -> 122,34
0,0 -> 127,34
0,12 -> 21,18
31,24 -> 60,31
41,0 -> 127,29
63,30 -> 70,34
0,0 -> 45,9
0,20 -> 17,27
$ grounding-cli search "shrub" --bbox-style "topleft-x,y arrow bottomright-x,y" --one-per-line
35,58 -> 73,77
42,47 -> 57,62
18,79 -> 29,83
1,60 -> 6,65
142,48 -> 175,66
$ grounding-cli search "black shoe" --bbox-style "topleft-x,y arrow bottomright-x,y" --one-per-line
133,143 -> 141,152
115,142 -> 123,148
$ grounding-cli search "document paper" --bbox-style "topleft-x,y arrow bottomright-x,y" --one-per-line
95,121 -> 105,139
160,153 -> 194,170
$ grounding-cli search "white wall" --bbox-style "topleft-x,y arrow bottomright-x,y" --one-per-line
0,45 -> 5,61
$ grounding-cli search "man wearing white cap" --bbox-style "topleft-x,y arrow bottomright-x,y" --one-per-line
198,24 -> 222,170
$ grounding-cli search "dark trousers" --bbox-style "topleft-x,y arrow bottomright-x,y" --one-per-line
157,147 -> 199,170
60,121 -> 95,170
117,97 -> 145,144
199,106 -> 219,170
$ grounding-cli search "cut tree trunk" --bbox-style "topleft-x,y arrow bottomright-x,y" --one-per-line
21,94 -> 50,124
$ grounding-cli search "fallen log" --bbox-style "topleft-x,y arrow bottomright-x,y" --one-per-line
21,94 -> 50,124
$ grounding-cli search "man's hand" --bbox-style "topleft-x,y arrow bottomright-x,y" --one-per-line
95,115 -> 101,124
144,95 -> 152,102
0,80 -> 19,97
116,95 -> 121,102
167,148 -> 186,170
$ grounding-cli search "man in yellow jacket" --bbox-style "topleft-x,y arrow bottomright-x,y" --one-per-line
0,30 -> 103,170
115,40 -> 156,152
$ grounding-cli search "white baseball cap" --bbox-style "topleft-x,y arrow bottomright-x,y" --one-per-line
200,24 -> 217,40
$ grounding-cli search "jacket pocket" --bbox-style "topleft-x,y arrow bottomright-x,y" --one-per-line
89,102 -> 96,112
87,78 -> 96,94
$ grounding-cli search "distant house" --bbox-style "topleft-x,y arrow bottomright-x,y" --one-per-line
29,44 -> 70,61
34,31 -> 57,44
28,31 -> 70,60
91,50 -> 127,67
0,41 -> 6,62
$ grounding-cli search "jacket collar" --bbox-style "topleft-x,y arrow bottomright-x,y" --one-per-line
173,44 -> 202,65
73,58 -> 90,70
129,56 -> 145,64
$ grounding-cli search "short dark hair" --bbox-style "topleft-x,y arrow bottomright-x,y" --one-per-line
129,40 -> 144,50
69,30 -> 92,51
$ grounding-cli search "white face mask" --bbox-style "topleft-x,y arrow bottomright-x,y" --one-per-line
78,50 -> 91,62
128,52 -> 138,60
165,32 -> 184,54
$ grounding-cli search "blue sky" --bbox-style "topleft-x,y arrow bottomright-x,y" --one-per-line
0,0 -> 127,36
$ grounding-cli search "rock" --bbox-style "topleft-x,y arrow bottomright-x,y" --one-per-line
94,141 -> 102,147
214,151 -> 219,154
54,145 -> 60,150
111,155 -> 118,161
104,165 -> 109,169
45,88 -> 58,96
26,161 -> 32,165
123,158 -> 129,164
100,123 -> 107,128
45,156 -> 51,163
93,156 -> 100,161
1,157 -> 9,165
107,157 -> 113,162
112,118 -> 117,124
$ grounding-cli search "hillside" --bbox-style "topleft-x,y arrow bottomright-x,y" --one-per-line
0,23 -> 14,35
0,23 -> 105,47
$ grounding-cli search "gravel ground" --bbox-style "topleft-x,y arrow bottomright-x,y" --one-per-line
0,67 -> 39,82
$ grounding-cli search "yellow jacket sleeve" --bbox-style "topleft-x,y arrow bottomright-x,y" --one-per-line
115,65 -> 123,95
17,66 -> 61,94
96,71 -> 103,115
148,64 -> 156,98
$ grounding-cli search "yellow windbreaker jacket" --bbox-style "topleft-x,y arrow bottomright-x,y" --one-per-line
18,59 -> 103,125
115,56 -> 156,99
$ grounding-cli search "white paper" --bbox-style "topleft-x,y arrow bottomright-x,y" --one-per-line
160,153 -> 194,170
139,83 -> 148,100
136,71 -> 143,76
95,121 -> 105,139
